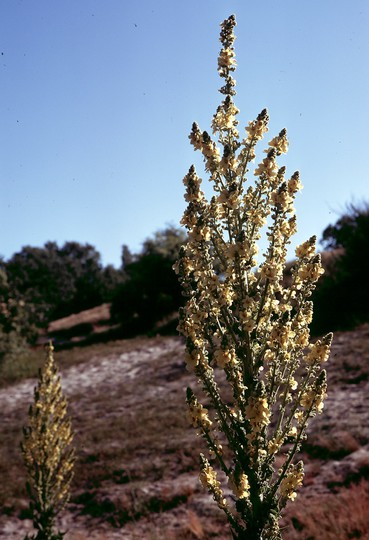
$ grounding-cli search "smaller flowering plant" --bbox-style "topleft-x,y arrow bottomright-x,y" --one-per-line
21,343 -> 75,540
175,15 -> 332,540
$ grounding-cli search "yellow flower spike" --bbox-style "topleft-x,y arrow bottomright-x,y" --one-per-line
267,128 -> 289,155
295,235 -> 317,259
305,333 -> 333,365
199,454 -> 227,510
21,342 -> 75,539
245,109 -> 269,142
228,471 -> 250,500
176,14 -> 332,540
280,461 -> 304,502
287,171 -> 303,195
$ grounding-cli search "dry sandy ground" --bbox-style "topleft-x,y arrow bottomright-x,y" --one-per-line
1,328 -> 369,539
48,304 -> 111,334
1,337 -> 221,539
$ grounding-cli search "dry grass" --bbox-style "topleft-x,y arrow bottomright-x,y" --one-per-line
0,347 -> 43,386
0,335 -> 163,387
283,479 -> 369,540
0,336 -> 230,538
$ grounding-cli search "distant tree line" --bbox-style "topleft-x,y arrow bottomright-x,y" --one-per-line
0,226 -> 186,361
110,226 -> 186,335
1,241 -> 123,330
1,206 -> 369,364
311,202 -> 369,334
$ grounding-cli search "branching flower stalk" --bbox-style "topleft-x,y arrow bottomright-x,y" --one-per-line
175,15 -> 332,540
21,343 -> 75,540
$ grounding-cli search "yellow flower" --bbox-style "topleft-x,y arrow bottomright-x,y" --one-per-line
245,109 -> 269,141
305,333 -> 333,365
214,348 -> 236,368
295,235 -> 317,259
289,378 -> 298,391
267,128 -> 289,155
188,225 -> 211,243
287,171 -> 303,194
260,262 -> 281,283
280,462 -> 304,501
189,122 -> 202,150
199,454 -> 227,509
245,396 -> 271,430
268,436 -> 283,455
254,152 -> 278,180
300,379 -> 327,414
298,255 -> 324,282
228,471 -> 250,499
269,323 -> 295,349
294,410 -> 305,425
187,402 -> 212,430
271,183 -> 294,211
295,328 -> 310,348
218,48 -> 237,69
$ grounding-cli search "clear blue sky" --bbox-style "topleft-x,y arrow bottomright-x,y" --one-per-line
1,0 -> 368,267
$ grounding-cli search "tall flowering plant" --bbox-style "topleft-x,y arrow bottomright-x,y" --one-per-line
175,15 -> 332,540
21,343 -> 75,540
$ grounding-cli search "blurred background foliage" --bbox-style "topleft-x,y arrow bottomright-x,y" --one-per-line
110,225 -> 186,336
311,203 -> 369,335
0,226 -> 185,363
1,205 -> 369,368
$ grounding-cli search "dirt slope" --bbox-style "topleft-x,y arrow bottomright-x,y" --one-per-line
1,327 -> 369,539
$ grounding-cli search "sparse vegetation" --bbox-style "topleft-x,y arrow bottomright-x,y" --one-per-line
283,480 -> 369,540
2,12 -> 369,540
0,328 -> 369,538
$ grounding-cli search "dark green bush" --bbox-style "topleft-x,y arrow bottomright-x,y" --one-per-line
4,242 -> 125,333
0,265 -> 34,364
311,203 -> 369,334
111,226 -> 186,336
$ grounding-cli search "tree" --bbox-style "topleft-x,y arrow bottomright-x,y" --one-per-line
111,226 -> 186,335
311,202 -> 369,333
141,225 -> 187,259
5,241 -> 122,331
0,264 -> 35,362
101,264 -> 126,302
5,243 -> 70,328
55,241 -> 106,317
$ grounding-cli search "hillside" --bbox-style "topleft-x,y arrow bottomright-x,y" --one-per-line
1,326 -> 369,539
